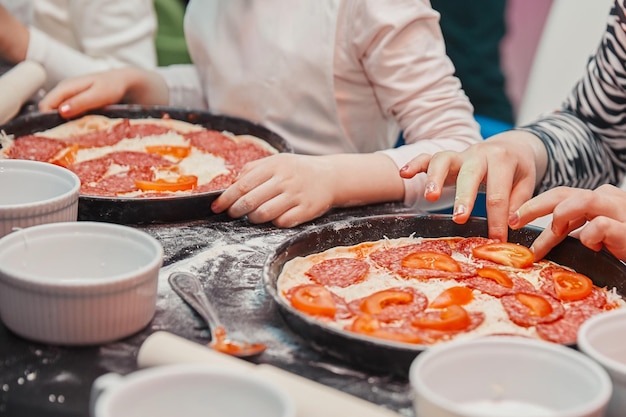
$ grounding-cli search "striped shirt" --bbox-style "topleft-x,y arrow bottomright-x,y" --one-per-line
520,0 -> 626,194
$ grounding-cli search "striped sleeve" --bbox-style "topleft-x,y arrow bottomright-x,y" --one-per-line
518,0 -> 626,194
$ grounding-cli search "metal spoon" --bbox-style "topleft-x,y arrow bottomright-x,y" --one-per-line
168,271 -> 266,358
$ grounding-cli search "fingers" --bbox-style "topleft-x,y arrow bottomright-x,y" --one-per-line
399,153 -> 432,179
518,185 -> 626,261
512,187 -> 575,228
38,78 -> 96,114
211,162 -> 274,215
530,217 -> 585,260
578,216 -> 626,260
451,156 -> 487,224
39,71 -> 130,117
401,153 -> 446,203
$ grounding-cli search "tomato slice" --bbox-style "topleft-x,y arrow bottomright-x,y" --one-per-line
50,144 -> 79,168
145,145 -> 191,159
290,284 -> 337,318
412,305 -> 472,331
472,242 -> 534,268
360,289 -> 413,315
552,270 -> 593,301
401,251 -> 461,272
135,175 -> 198,192
429,286 -> 474,308
476,267 -> 514,288
515,293 -> 553,317
350,315 -> 423,344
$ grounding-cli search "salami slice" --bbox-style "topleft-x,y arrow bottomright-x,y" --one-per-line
539,268 -> 607,308
225,141 -> 274,170
185,130 -> 237,157
501,291 -> 565,327
454,237 -> 496,257
107,151 -> 174,168
370,241 -> 475,279
305,258 -> 369,288
348,287 -> 428,322
463,273 -> 536,297
87,167 -> 154,194
6,135 -> 69,162
70,158 -> 112,184
411,309 -> 485,343
536,304 -> 604,344
67,119 -> 133,148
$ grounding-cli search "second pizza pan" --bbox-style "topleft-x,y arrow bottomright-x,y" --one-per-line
263,214 -> 626,377
0,105 -> 292,224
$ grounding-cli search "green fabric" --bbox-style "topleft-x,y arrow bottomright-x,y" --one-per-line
154,0 -> 192,66
430,0 -> 514,124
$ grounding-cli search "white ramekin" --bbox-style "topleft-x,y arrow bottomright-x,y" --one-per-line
0,221 -> 163,345
0,159 -> 80,238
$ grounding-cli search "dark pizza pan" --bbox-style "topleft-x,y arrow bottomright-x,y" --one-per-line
263,214 -> 626,377
0,105 -> 292,224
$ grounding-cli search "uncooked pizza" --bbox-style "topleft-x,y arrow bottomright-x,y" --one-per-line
277,235 -> 624,346
0,114 -> 278,197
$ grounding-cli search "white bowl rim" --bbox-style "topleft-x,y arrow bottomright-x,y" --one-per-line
409,335 -> 613,416
0,159 -> 80,210
0,221 -> 163,289
578,308 -> 626,375
94,364 -> 296,416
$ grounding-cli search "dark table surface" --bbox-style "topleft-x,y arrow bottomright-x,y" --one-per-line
0,203 -> 421,417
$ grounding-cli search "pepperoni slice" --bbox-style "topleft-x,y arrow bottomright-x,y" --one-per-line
305,258 -> 369,288
107,151 -> 174,168
70,158 -> 112,184
501,292 -> 565,327
195,172 -> 238,193
348,287 -> 428,322
7,135 -> 70,162
347,315 -> 425,345
539,268 -> 606,308
370,240 -> 474,279
185,130 -> 237,157
225,141 -> 274,170
454,237 -> 497,257
536,304 -> 604,344
126,122 -> 174,138
410,308 -> 485,342
67,119 -> 133,148
463,271 -> 536,297
88,166 -> 154,194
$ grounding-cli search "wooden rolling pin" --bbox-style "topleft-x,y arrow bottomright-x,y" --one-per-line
0,61 -> 46,125
137,331 -> 404,417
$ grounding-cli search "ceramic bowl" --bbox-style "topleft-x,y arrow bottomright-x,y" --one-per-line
0,159 -> 80,238
0,221 -> 163,345
578,308 -> 626,417
90,364 -> 295,417
409,336 -> 612,417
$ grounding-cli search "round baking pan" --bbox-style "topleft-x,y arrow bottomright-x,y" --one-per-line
263,214 -> 626,377
0,105 -> 292,224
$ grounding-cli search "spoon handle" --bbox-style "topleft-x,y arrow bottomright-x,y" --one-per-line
168,271 -> 223,331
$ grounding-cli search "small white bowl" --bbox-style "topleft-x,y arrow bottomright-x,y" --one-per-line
0,159 -> 80,238
90,364 -> 296,417
0,221 -> 163,345
578,308 -> 626,417
410,336 -> 612,417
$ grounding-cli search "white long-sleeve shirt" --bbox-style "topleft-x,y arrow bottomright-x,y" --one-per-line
157,0 -> 482,208
24,0 -> 157,89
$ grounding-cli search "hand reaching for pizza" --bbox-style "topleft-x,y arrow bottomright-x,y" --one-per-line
39,67 -> 169,118
510,184 -> 626,262
211,152 -> 405,228
399,130 -> 548,243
